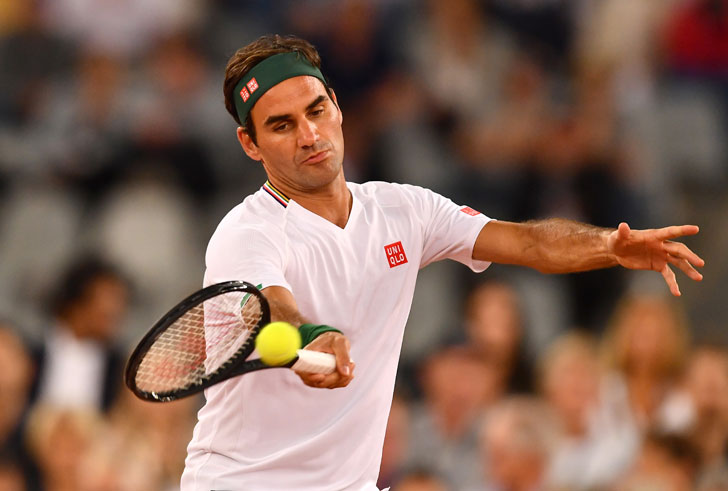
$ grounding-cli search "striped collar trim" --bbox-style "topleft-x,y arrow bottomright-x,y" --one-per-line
262,180 -> 290,208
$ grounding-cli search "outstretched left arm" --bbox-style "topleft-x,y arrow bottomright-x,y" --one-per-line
473,219 -> 704,296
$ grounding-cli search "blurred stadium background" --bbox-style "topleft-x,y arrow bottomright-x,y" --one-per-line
0,0 -> 727,490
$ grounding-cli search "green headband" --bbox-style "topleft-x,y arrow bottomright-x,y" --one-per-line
234,51 -> 326,125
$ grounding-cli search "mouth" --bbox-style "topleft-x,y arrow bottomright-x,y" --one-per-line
301,150 -> 330,165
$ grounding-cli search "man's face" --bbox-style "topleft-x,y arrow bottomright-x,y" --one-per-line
238,75 -> 345,192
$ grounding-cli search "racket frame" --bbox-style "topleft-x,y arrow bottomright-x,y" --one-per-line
125,280 -> 272,402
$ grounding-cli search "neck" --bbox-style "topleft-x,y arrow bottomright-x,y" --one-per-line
269,174 -> 352,228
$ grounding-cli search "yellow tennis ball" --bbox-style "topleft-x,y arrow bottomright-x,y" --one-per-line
255,322 -> 301,366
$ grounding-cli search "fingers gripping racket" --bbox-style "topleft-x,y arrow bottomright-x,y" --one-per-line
125,281 -> 336,402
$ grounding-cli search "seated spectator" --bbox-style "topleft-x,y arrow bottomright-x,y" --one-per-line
462,280 -> 534,394
396,468 -> 450,491
409,346 -> 501,489
30,255 -> 129,411
476,396 -> 558,491
614,431 -> 699,491
682,346 -> 728,490
601,293 -> 690,430
0,450 -> 26,491
540,332 -> 640,489
378,393 -> 411,490
663,0 -> 728,79
0,325 -> 34,490
24,405 -> 104,491
106,387 -> 199,490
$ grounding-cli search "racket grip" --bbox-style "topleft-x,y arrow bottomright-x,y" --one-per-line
291,349 -> 336,374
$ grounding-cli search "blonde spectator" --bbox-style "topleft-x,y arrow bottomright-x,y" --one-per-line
601,293 -> 690,429
540,331 -> 639,489
108,388 -> 199,490
78,416 -> 163,491
24,406 -> 103,491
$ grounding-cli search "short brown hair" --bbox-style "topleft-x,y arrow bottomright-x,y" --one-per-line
223,34 -> 332,144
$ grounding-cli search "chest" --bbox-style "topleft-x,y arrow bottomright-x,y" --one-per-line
282,203 -> 422,327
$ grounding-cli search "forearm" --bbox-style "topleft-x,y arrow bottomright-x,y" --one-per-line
261,286 -> 309,326
474,218 -> 618,274
522,219 -> 618,273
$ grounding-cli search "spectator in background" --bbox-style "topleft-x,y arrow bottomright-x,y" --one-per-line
540,332 -> 639,489
395,468 -> 450,491
682,346 -> 728,489
39,0 -> 200,59
615,431 -> 699,491
401,0 -> 520,218
29,255 -> 129,412
474,396 -> 558,491
662,0 -> 728,143
409,346 -> 501,489
23,51 -> 131,203
663,0 -> 728,81
405,0 -> 514,125
286,0 -> 397,178
601,293 -> 690,430
378,393 -> 411,490
462,280 -> 533,394
0,325 -> 35,491
0,0 -> 75,127
487,0 -> 575,65
126,32 -> 217,208
24,405 -> 103,491
105,388 -> 199,491
0,450 -> 26,491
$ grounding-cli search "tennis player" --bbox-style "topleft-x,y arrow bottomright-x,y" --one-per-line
181,35 -> 704,490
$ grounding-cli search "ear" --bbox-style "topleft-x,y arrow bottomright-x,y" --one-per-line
330,90 -> 343,125
237,127 -> 262,162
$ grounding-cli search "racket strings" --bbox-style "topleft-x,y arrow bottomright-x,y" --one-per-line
134,291 -> 263,394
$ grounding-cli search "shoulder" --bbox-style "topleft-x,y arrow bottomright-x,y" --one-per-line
206,189 -> 288,256
351,181 -> 441,208
215,189 -> 286,233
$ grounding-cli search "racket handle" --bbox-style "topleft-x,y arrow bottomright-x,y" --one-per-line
291,349 -> 336,374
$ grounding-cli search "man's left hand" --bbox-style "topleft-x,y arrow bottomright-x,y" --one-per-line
608,222 -> 705,296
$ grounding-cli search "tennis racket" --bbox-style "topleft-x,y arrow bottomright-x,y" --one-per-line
125,281 -> 336,402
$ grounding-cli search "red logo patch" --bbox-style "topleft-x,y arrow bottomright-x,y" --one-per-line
384,241 -> 408,268
240,86 -> 250,102
246,78 -> 259,93
461,206 -> 481,216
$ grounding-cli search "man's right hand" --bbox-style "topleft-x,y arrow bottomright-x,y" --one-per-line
295,331 -> 355,389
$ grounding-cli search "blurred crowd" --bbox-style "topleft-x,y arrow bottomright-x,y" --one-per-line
1,0 -> 727,490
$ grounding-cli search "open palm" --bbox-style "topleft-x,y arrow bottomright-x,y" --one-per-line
607,222 -> 704,296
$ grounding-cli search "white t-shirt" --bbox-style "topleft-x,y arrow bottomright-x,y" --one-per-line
182,181 -> 491,491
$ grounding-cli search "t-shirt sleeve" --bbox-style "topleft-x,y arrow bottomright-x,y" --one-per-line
403,185 -> 493,272
203,223 -> 291,292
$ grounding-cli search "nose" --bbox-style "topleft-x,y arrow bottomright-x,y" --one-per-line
297,118 -> 318,148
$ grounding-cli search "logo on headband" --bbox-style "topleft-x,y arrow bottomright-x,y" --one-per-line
246,78 -> 259,94
240,86 -> 250,102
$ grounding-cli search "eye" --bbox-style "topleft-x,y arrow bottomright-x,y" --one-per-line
310,107 -> 325,117
273,123 -> 289,132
